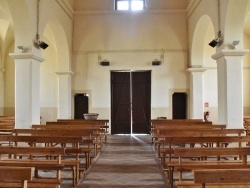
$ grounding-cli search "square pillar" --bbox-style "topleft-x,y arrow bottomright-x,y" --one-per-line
187,68 -> 207,120
56,71 -> 73,119
212,49 -> 249,129
9,53 -> 44,128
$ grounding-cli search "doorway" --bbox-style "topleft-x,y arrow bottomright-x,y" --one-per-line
172,92 -> 187,119
74,93 -> 89,119
111,71 -> 151,134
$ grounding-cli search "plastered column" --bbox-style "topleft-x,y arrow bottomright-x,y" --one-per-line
0,68 -> 5,115
56,71 -> 73,119
187,68 -> 206,120
9,53 -> 44,128
212,49 -> 249,129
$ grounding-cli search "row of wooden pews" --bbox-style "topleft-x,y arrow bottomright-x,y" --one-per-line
151,119 -> 250,188
0,117 -> 109,188
0,116 -> 15,136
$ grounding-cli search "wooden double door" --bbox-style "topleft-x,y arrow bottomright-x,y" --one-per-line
111,71 -> 151,134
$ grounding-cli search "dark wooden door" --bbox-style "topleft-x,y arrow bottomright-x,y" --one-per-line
132,72 -> 151,134
111,71 -> 151,134
111,72 -> 131,134
172,92 -> 187,119
74,94 -> 88,119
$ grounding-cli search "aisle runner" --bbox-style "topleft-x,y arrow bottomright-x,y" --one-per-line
77,135 -> 167,188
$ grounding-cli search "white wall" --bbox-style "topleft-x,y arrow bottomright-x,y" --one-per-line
243,32 -> 250,115
73,8 -> 188,119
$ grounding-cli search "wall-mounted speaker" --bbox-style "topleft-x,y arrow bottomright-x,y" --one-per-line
152,60 -> 161,66
100,61 -> 110,66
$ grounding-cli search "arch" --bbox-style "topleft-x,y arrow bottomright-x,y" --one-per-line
43,20 -> 70,70
40,19 -> 71,122
0,0 -> 15,116
5,0 -> 34,50
191,15 -> 216,67
223,0 -> 249,49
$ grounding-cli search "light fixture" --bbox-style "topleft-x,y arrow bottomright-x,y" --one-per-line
208,31 -> 222,48
17,46 -> 25,53
232,40 -> 240,49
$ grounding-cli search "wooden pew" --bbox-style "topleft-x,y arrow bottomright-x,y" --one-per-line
156,129 -> 245,138
0,166 -> 33,188
0,146 -> 65,188
194,169 -> 250,188
12,129 -> 97,166
44,120 -> 109,141
50,119 -> 109,132
30,125 -> 105,156
151,121 -> 225,142
0,135 -> 92,186
177,169 -> 250,188
156,136 -> 250,167
152,128 -> 245,153
168,147 -> 250,188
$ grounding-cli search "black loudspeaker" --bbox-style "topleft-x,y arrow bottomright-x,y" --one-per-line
208,39 -> 218,48
152,60 -> 161,66
39,41 -> 49,49
100,61 -> 110,66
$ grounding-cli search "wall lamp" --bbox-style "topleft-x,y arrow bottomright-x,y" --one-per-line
208,31 -> 222,48
17,46 -> 25,53
232,40 -> 240,49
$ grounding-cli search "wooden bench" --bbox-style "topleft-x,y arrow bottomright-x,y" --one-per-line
43,120 -> 109,142
0,135 -> 92,186
0,166 -> 33,188
177,169 -> 250,188
30,125 -> 104,156
50,119 -> 109,133
151,122 -> 225,142
152,128 -> 245,153
156,136 -> 250,167
168,147 -> 250,188
0,146 -> 65,188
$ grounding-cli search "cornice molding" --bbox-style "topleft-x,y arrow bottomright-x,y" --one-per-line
56,71 -> 74,75
212,49 -> 249,60
74,9 -> 187,16
9,53 -> 45,62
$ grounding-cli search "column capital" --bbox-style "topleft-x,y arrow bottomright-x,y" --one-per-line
55,70 -> 74,75
212,49 -> 249,60
187,67 -> 207,73
9,52 -> 45,62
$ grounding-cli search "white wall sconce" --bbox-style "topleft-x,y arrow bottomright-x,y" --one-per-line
232,40 -> 240,49
17,46 -> 25,53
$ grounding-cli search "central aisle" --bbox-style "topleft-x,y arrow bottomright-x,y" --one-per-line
77,135 -> 167,188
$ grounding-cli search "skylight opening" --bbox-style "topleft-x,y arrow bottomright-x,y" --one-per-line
115,0 -> 145,11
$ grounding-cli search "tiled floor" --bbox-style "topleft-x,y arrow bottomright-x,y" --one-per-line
76,135 -> 167,188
